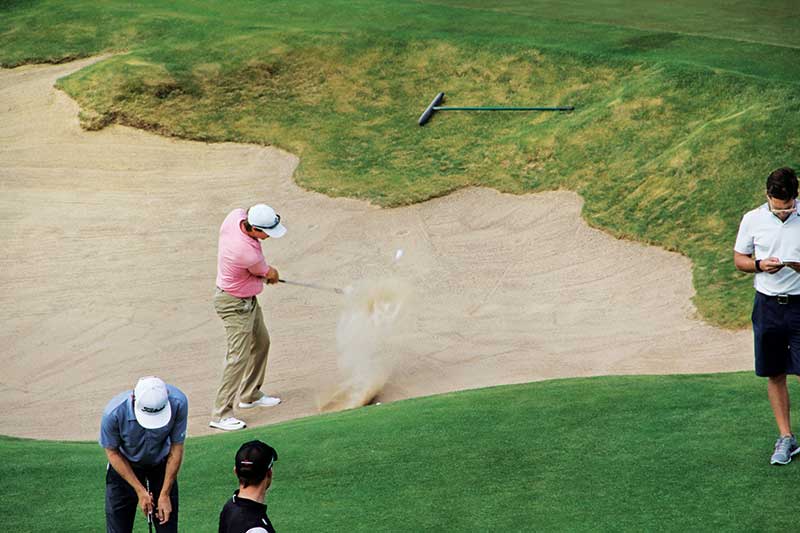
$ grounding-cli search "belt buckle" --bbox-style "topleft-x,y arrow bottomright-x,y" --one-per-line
778,294 -> 789,305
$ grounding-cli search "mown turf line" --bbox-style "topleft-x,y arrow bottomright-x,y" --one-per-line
1,373 -> 798,532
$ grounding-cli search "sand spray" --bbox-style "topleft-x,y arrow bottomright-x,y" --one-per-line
319,274 -> 413,411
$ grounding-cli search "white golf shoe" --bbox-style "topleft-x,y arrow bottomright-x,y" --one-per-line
209,417 -> 247,431
238,395 -> 281,409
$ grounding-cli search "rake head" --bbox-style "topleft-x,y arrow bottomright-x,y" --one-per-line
418,92 -> 445,126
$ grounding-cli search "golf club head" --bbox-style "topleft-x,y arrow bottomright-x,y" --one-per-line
418,92 -> 444,126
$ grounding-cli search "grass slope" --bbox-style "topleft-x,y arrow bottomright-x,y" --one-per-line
1,1 -> 798,327
1,373 -> 798,532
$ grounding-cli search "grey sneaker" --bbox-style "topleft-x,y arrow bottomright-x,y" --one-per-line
770,435 -> 800,465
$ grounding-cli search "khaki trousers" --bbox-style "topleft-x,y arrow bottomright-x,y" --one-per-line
212,288 -> 271,421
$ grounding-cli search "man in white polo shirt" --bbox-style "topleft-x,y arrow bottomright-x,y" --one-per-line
734,167 -> 800,465
210,204 -> 287,432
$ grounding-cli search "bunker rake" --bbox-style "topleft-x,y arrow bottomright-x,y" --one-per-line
418,92 -> 574,126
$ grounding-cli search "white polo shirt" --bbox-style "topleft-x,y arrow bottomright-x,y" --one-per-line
735,203 -> 800,295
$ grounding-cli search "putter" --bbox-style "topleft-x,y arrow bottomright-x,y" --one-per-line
418,92 -> 574,126
146,478 -> 153,533
278,278 -> 344,295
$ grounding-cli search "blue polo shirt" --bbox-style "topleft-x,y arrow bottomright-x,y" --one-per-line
99,385 -> 188,466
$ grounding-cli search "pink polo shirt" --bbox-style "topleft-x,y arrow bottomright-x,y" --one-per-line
215,208 -> 270,298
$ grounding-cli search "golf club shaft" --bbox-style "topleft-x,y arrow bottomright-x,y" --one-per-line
434,105 -> 574,111
146,478 -> 153,533
278,278 -> 343,294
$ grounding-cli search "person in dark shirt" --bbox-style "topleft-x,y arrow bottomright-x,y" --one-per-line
219,440 -> 278,533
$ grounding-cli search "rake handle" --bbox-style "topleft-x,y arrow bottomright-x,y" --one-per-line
418,91 -> 574,125
433,105 -> 574,111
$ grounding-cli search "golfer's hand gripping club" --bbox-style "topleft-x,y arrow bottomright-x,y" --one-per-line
137,491 -> 154,520
144,478 -> 154,531
264,266 -> 280,284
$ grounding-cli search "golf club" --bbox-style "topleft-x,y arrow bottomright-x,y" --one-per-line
146,478 -> 153,533
278,278 -> 344,295
418,92 -> 574,126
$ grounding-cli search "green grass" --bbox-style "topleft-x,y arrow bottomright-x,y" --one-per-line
419,0 -> 800,50
1,0 -> 799,327
1,373 -> 799,532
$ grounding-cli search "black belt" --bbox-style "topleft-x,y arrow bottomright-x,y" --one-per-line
759,293 -> 800,304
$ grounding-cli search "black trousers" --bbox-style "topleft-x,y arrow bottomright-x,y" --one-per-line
105,461 -> 179,533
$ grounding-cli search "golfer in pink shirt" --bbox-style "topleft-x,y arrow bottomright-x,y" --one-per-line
210,204 -> 287,432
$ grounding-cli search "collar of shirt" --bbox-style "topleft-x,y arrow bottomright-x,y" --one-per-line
126,394 -> 137,422
237,214 -> 261,243
232,490 -> 268,514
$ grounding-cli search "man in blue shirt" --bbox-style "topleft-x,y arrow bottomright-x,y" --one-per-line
100,376 -> 188,532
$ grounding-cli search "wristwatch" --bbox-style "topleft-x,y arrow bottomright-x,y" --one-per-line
755,259 -> 762,273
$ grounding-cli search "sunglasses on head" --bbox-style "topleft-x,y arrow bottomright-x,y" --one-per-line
253,214 -> 281,232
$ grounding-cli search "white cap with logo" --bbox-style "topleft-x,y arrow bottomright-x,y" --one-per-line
247,204 -> 287,238
133,376 -> 172,429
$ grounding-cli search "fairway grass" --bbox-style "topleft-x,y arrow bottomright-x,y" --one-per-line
1,0 -> 798,329
1,373 -> 798,532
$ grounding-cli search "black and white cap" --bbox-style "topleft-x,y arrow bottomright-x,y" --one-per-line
235,440 -> 278,480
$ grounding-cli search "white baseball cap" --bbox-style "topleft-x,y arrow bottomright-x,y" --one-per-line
247,204 -> 286,238
133,376 -> 172,429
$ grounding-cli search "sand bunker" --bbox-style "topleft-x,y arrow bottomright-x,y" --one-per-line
0,58 -> 752,440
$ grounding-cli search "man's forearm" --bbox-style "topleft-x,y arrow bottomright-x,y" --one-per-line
734,252 -> 758,273
160,443 -> 184,496
106,449 -> 146,494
